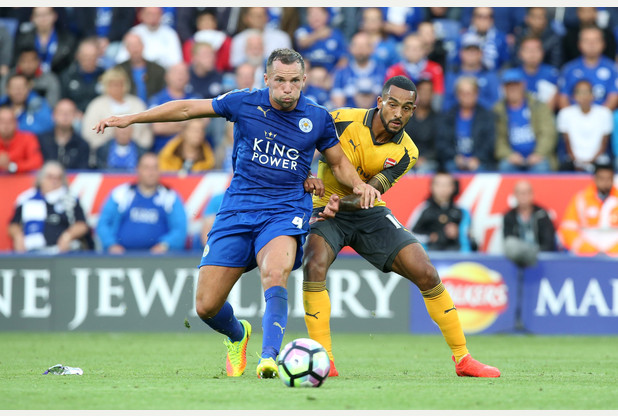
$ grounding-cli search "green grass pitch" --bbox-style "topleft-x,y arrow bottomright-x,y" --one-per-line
1,332 -> 617,410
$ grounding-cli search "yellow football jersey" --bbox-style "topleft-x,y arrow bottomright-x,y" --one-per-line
314,107 -> 419,208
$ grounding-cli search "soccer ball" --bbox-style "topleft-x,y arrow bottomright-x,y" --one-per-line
277,338 -> 330,387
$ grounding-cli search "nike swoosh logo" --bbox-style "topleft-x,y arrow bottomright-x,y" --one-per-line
444,306 -> 457,314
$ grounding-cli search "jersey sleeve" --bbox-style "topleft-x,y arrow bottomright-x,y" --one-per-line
211,89 -> 247,122
316,111 -> 341,153
373,144 -> 418,193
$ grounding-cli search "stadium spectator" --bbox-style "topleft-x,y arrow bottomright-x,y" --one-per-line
232,62 -> 260,91
188,42 -> 224,100
459,7 -> 510,71
175,7 -> 235,44
158,118 -> 215,174
351,81 -> 378,110
514,7 -> 563,69
0,105 -> 43,173
3,47 -> 60,107
436,76 -> 496,172
304,66 -> 332,110
442,33 -> 500,111
0,73 -> 53,136
331,32 -> 384,109
295,7 -> 347,73
412,171 -> 473,252
516,35 -> 560,111
382,7 -> 425,41
558,26 -> 618,110
503,180 -> 556,267
96,152 -> 187,253
8,161 -> 90,253
557,79 -> 613,173
558,162 -> 618,256
116,32 -> 166,104
96,125 -> 146,171
0,24 -> 13,78
148,63 -> 200,153
38,99 -> 90,170
182,9 -> 233,73
14,7 -> 76,74
70,7 -> 136,57
460,7 -> 526,39
114,7 -> 182,70
81,67 -> 152,152
359,8 -> 399,69
386,34 -> 444,110
405,79 -> 438,173
59,38 -> 106,114
613,110 -> 618,171
230,7 -> 291,69
235,30 -> 266,77
494,68 -> 557,173
417,21 -> 447,71
562,8 -> 616,64
424,7 -> 462,66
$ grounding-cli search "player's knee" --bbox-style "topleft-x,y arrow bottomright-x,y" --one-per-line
195,297 -> 220,319
261,268 -> 289,289
302,255 -> 328,282
415,262 -> 440,291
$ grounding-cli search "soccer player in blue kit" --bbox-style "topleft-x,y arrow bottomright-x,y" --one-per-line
93,48 -> 380,379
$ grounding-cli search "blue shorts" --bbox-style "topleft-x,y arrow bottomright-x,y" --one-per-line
198,209 -> 309,271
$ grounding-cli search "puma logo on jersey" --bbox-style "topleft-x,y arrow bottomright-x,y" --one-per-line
349,139 -> 359,152
305,311 -> 320,320
273,322 -> 285,334
444,305 -> 457,314
333,111 -> 341,122
257,106 -> 270,117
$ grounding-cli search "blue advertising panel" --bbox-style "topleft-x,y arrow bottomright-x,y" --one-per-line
409,254 -> 519,334
522,255 -> 618,334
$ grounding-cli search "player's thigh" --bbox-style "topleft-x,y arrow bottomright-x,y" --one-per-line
256,235 -> 298,289
195,265 -> 245,317
350,207 -> 419,272
303,215 -> 343,282
390,242 -> 440,291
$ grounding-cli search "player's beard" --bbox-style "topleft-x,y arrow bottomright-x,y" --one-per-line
379,109 -> 403,135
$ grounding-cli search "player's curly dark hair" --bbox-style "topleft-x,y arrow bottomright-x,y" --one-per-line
382,76 -> 417,99
266,48 -> 305,73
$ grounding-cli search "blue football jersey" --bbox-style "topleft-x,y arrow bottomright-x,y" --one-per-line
559,57 -> 618,104
211,88 -> 339,214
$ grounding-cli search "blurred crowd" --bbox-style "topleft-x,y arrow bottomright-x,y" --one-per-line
3,7 -> 618,259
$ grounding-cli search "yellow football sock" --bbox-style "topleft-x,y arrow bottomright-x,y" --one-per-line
303,281 -> 334,362
421,282 -> 469,363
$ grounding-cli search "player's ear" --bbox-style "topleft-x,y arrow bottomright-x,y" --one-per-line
263,72 -> 268,86
377,95 -> 383,109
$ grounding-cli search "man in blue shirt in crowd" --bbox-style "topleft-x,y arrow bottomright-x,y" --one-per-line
443,33 -> 500,111
331,31 -> 386,109
558,25 -> 618,110
93,48 -> 378,380
97,152 -> 187,253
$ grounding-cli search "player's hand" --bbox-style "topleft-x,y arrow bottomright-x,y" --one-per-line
317,194 -> 340,221
304,175 -> 325,197
353,182 -> 381,209
92,115 -> 132,134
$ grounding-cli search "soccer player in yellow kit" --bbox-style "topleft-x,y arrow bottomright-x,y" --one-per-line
303,76 -> 500,378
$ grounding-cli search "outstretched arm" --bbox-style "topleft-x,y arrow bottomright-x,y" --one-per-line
322,143 -> 381,209
92,99 -> 218,134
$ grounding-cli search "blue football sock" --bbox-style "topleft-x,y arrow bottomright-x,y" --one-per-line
200,301 -> 244,342
261,286 -> 288,360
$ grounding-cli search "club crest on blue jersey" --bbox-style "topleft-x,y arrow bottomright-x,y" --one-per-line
299,118 -> 313,133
